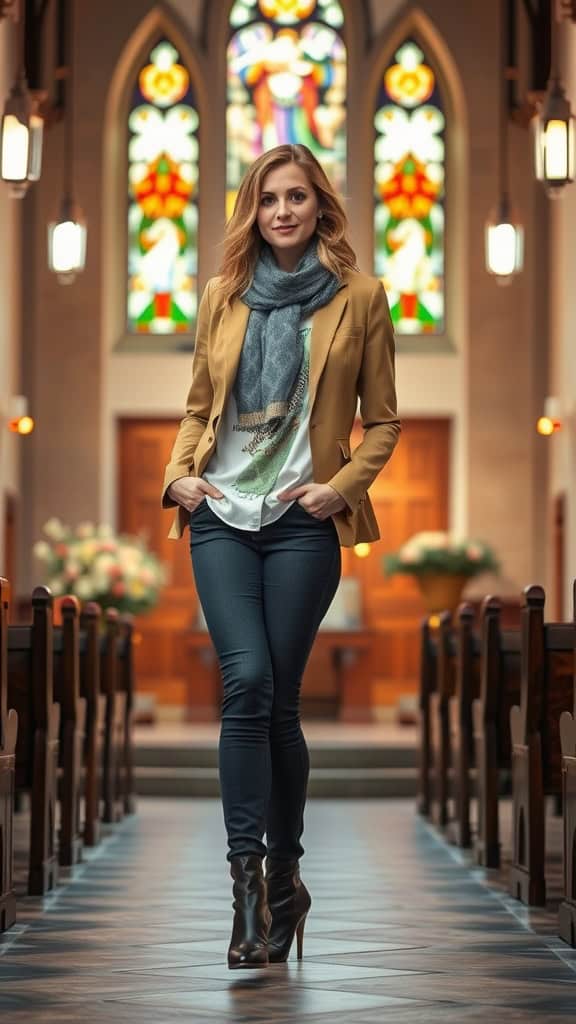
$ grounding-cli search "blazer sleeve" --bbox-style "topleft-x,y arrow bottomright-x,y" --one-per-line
160,278 -> 215,508
327,280 -> 401,511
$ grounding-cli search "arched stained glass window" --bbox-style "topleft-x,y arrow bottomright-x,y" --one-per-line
374,40 -> 445,335
127,40 -> 199,336
227,0 -> 346,218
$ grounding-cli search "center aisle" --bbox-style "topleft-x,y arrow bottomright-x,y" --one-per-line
1,799 -> 575,1022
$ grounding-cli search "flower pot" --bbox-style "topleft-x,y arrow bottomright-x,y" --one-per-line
415,572 -> 469,614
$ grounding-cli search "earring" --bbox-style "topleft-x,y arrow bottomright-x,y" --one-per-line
317,211 -> 323,220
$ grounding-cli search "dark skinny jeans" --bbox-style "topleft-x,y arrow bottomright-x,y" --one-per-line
189,499 -> 341,862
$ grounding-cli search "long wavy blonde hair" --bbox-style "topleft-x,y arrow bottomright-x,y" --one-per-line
217,144 -> 358,305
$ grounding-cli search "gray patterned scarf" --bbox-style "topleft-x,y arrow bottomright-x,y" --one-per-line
233,241 -> 341,431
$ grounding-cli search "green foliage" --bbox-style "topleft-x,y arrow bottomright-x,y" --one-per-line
383,531 -> 499,578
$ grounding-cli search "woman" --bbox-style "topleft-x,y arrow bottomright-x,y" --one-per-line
161,143 -> 400,969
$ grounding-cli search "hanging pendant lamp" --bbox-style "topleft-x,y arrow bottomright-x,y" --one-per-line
47,0 -> 86,283
533,1 -> 575,196
0,0 -> 44,196
485,0 -> 524,283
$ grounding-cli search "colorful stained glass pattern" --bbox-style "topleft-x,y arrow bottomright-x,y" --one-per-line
128,40 -> 198,336
227,0 -> 346,219
374,40 -> 445,335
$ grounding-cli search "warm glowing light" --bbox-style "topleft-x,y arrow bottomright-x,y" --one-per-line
533,79 -> 575,196
48,206 -> 87,283
485,198 -> 524,282
536,415 -> 561,436
486,222 -> 523,278
428,613 -> 441,628
0,78 -> 44,195
1,114 -> 28,180
9,415 -> 34,435
50,221 -> 84,273
545,119 -> 572,179
353,543 -> 371,558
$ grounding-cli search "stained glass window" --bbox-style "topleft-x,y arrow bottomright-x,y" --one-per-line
127,40 -> 199,336
227,0 -> 346,219
374,40 -> 445,335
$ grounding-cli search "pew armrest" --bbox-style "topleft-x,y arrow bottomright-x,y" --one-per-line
560,711 -> 576,758
510,703 -> 523,747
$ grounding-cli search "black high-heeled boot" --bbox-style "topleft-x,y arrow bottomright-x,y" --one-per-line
227,854 -> 271,969
265,857 -> 311,963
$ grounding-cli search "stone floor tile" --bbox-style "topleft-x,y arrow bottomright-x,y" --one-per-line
2,796 -> 575,1023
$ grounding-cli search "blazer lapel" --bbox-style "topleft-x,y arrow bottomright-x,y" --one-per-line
308,284 -> 349,412
219,297 -> 251,403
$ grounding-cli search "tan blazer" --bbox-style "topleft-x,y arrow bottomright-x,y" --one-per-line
161,270 -> 401,546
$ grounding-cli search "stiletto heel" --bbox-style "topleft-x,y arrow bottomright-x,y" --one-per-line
296,914 -> 306,959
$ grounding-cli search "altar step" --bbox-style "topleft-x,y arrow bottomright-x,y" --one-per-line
133,741 -> 417,798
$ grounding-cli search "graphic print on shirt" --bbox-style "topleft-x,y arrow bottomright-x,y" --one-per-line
232,326 -> 311,497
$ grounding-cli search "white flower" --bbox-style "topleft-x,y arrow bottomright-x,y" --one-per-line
97,523 -> 114,538
94,553 -> 116,572
48,577 -> 65,596
43,517 -> 66,541
64,559 -> 82,580
413,531 -> 449,550
75,577 -> 96,600
400,546 -> 420,564
33,541 -> 52,561
75,521 -> 95,539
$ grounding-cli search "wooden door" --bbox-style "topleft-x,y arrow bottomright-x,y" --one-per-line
119,417 -> 450,719
118,420 -> 219,719
339,418 -> 450,710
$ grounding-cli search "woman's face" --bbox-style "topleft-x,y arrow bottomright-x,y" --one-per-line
256,162 -> 320,271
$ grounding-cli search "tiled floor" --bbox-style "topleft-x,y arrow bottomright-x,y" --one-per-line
2,798 -> 576,1022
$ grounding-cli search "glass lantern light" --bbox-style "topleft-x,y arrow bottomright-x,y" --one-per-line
0,0 -> 44,199
533,77 -> 575,197
47,194 -> 87,284
484,0 -> 524,283
47,0 -> 86,283
485,194 -> 524,284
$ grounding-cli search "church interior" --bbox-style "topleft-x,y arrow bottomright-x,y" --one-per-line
1,0 -> 576,1019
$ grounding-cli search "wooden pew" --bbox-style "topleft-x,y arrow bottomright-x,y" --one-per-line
100,609 -> 125,824
80,602 -> 106,847
472,596 -> 521,868
417,615 -> 437,817
509,585 -> 574,905
447,604 -> 481,848
429,611 -> 456,827
8,585 -> 60,895
559,581 -> 576,946
53,596 -> 86,868
117,615 -> 136,816
0,578 -> 18,931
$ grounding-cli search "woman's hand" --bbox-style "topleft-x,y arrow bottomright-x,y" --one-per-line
277,483 -> 348,519
167,476 -> 224,512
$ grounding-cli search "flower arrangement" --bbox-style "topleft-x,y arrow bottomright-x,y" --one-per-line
383,531 -> 499,578
33,517 -> 168,615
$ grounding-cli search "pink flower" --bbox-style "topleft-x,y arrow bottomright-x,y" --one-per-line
99,541 -> 117,553
112,582 -> 126,597
466,544 -> 482,560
